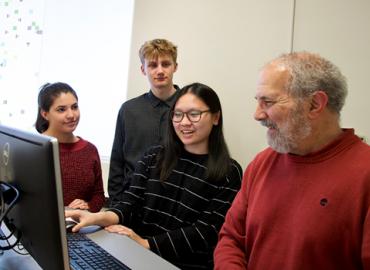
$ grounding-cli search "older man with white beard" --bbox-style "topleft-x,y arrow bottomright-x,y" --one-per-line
214,51 -> 370,270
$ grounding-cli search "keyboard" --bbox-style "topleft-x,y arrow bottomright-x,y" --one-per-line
67,233 -> 131,270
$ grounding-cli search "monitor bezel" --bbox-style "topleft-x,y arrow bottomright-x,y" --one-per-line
0,124 -> 69,269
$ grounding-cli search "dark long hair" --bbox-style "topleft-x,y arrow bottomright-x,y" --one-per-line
35,82 -> 78,133
159,82 -> 231,182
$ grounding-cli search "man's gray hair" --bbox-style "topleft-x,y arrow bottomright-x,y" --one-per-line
272,52 -> 348,114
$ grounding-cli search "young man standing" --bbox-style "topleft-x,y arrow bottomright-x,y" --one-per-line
108,39 -> 180,205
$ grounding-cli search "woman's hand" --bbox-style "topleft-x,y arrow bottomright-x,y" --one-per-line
65,209 -> 95,232
105,224 -> 150,249
65,210 -> 119,233
68,199 -> 89,210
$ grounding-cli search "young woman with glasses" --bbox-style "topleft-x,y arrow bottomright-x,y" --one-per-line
66,82 -> 242,269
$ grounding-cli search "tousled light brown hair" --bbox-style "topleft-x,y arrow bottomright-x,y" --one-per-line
139,39 -> 177,64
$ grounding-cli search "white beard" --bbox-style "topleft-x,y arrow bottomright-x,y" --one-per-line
265,106 -> 312,154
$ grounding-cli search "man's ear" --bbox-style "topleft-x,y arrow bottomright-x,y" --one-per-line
140,65 -> 146,75
308,90 -> 328,119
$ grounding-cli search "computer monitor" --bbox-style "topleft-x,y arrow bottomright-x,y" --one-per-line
0,124 -> 69,270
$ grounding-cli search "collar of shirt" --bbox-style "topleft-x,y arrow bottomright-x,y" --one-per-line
147,85 -> 180,108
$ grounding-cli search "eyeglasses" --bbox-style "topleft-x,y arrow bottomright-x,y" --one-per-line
171,110 -> 211,123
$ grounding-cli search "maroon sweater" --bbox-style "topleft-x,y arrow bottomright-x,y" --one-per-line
59,138 -> 105,212
214,129 -> 370,270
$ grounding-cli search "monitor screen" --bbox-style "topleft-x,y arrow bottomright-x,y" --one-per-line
0,124 -> 69,269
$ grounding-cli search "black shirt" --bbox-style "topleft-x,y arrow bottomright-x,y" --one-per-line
108,86 -> 180,204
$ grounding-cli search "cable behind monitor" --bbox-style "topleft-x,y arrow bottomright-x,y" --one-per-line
0,181 -> 21,251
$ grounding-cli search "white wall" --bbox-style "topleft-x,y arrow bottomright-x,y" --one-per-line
39,0 -> 134,159
122,0 -> 370,172
0,0 -> 134,196
293,0 -> 370,142
2,0 -> 368,190
127,0 -> 295,168
0,0 -> 134,159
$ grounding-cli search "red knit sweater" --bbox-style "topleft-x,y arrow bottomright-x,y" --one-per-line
59,138 -> 105,212
214,129 -> 370,270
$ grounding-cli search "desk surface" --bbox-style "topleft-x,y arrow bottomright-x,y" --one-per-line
0,226 -> 179,270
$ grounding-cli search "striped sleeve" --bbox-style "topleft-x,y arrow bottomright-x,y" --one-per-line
109,146 -> 162,223
148,160 -> 242,261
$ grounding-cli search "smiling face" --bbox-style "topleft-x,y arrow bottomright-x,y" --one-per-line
172,93 -> 220,154
41,92 -> 80,137
254,63 -> 312,154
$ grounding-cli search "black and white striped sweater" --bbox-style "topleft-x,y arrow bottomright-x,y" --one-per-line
110,145 -> 242,269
